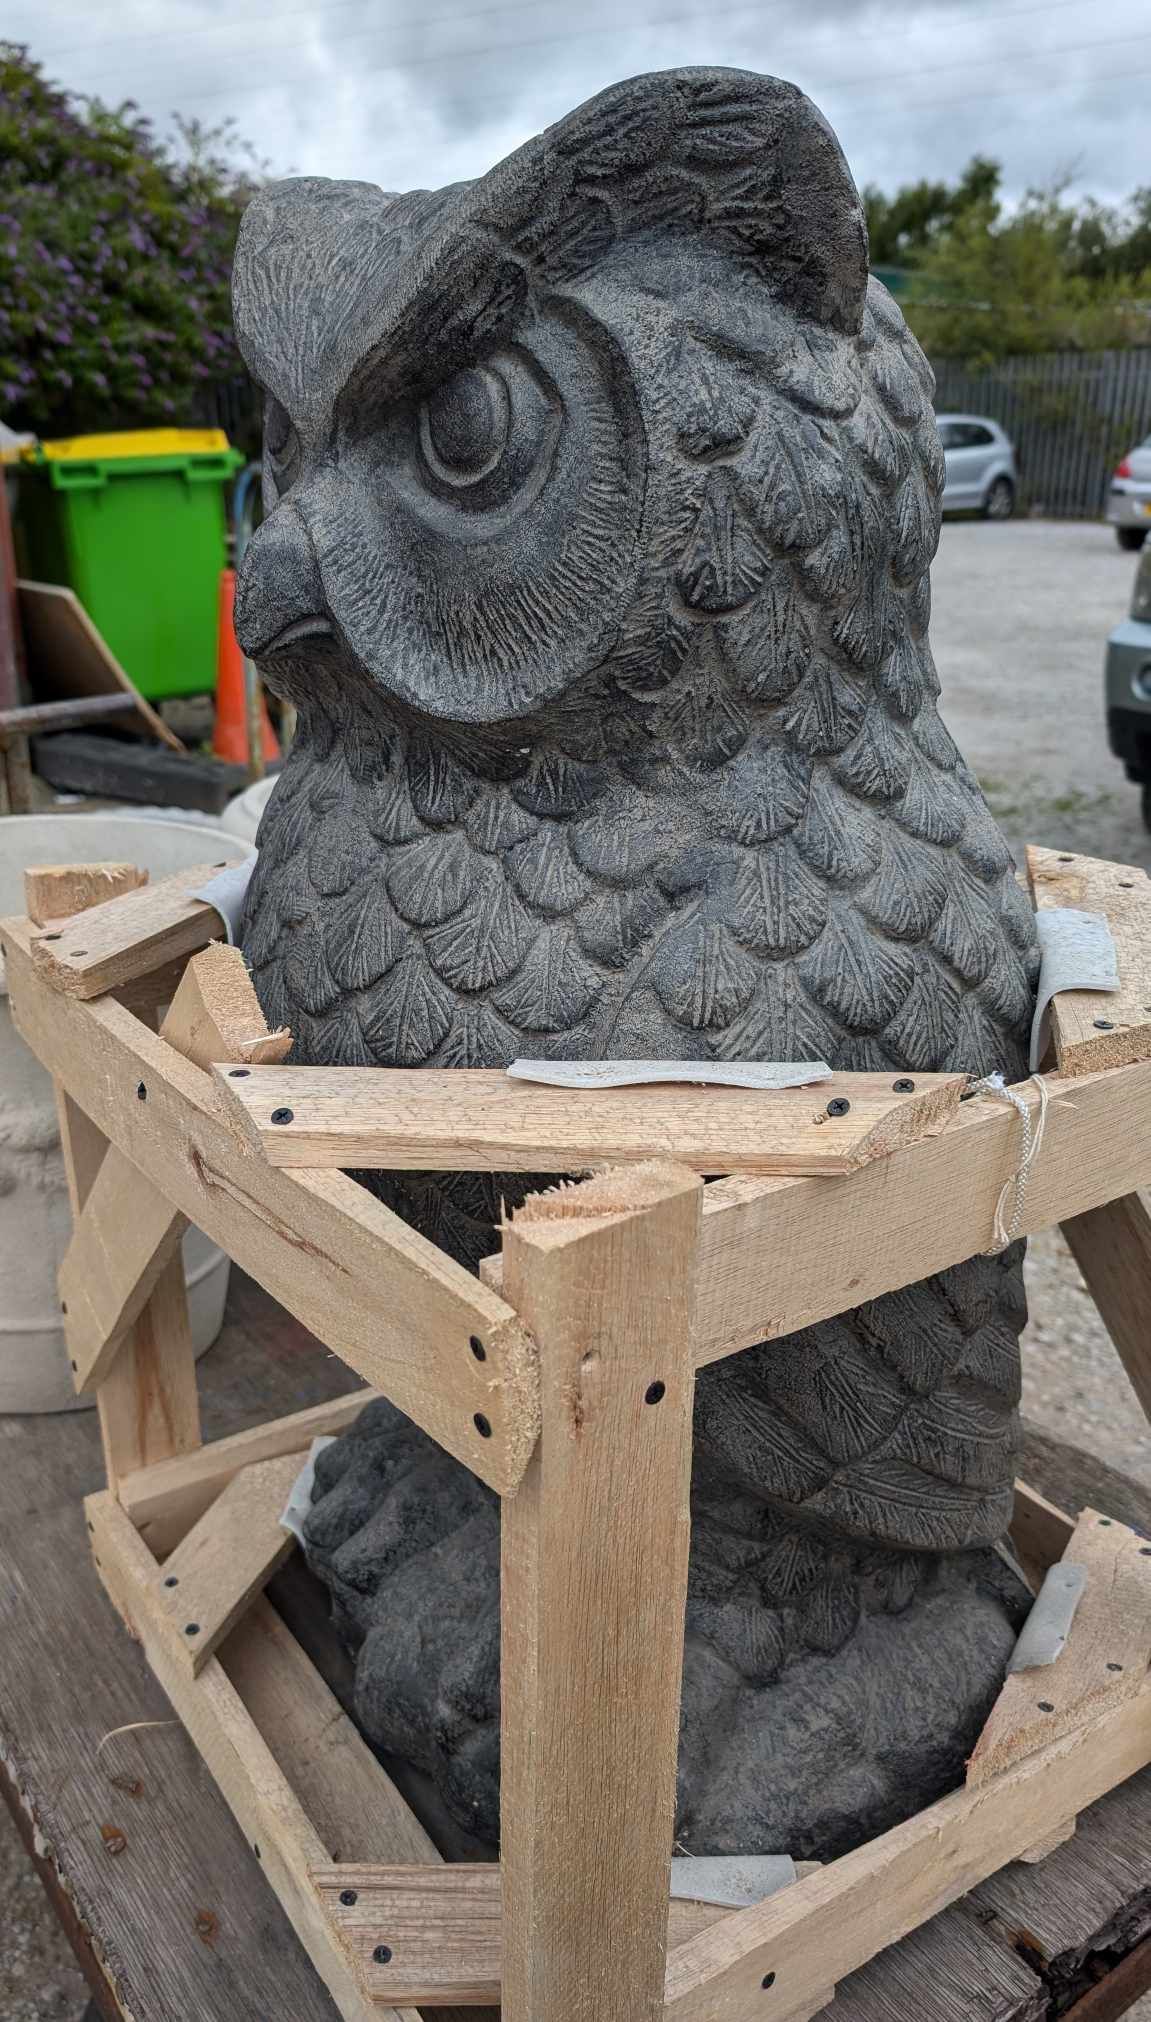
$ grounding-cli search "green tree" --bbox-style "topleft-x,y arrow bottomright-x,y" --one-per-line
0,43 -> 261,434
863,156 -> 1000,268
900,186 -> 1151,365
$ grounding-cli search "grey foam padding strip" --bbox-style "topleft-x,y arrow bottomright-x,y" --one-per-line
669,1854 -> 797,1908
1008,1561 -> 1087,1672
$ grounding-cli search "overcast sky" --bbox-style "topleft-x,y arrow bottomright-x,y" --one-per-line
10,0 -> 1151,210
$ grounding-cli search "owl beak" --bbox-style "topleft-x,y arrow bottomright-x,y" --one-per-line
234,501 -> 334,661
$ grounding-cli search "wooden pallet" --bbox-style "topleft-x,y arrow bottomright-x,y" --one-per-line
3,841 -> 1151,2022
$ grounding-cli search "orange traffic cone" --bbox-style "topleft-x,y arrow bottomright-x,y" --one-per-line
213,567 -> 280,765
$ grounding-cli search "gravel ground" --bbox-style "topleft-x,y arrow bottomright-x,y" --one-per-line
6,516 -> 1151,2019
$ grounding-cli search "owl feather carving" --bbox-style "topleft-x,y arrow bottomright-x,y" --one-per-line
234,68 -> 1037,1859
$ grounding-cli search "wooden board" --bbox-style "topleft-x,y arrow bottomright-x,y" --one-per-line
967,1509 -> 1151,1787
1062,1192 -> 1151,1425
31,731 -> 255,815
161,941 -> 291,1072
24,860 -> 147,924
310,1863 -> 751,2007
1011,1479 -> 1076,1592
120,1392 -> 378,1558
214,1064 -> 967,1177
688,1057 -> 1151,1367
156,1452 -> 302,1673
662,1678 -> 1151,2021
58,1143 -> 189,1393
29,864 -> 228,999
17,578 -> 183,748
500,1164 -> 701,2022
1027,846 -> 1151,1074
1,922 -> 538,1497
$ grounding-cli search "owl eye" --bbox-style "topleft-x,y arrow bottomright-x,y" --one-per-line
264,396 -> 300,492
410,351 -> 558,514
419,368 -> 509,487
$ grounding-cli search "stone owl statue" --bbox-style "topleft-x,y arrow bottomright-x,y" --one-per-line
233,68 -> 1039,1860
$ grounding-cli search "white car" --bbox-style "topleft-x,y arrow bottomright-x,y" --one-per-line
1106,435 -> 1151,551
935,414 -> 1018,519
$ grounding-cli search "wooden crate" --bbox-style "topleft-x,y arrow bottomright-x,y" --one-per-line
4,843 -> 1151,2022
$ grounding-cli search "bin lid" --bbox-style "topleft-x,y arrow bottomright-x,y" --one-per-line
35,427 -> 236,462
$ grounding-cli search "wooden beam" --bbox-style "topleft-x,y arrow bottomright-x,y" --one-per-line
161,940 -> 291,1072
119,1392 -> 378,1556
661,1678 -> 1151,2022
1062,1192 -> 1151,1425
58,1145 -> 189,1393
93,1252 -> 202,1485
968,1508 -> 1151,1787
155,1451 -> 301,1673
222,1599 -> 438,1870
500,1163 -> 702,2022
60,937 -> 292,1398
1028,846 -> 1151,1074
213,1064 -> 966,1177
24,860 -> 147,925
310,1864 -> 815,2008
688,1058 -> 1151,1367
1010,1479 -> 1076,1591
29,862 -> 229,999
2,922 -> 538,1496
85,1490 -> 413,2022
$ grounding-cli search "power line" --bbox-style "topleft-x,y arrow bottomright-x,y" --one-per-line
111,20 -> 1151,117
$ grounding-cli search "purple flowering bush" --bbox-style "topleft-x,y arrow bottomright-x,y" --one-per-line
0,43 -> 259,435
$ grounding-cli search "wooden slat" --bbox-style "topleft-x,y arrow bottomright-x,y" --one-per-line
500,1163 -> 701,2022
214,1064 -> 966,1177
29,862 -> 228,998
85,1488 -> 413,2022
2,921 -> 538,1496
24,859 -> 146,924
94,1251 -> 202,1484
1011,1479 -> 1076,1591
161,940 -> 291,1071
222,1600 -> 439,1869
1028,846 -> 1151,1074
311,1864 -> 813,2008
662,1678 -> 1151,2022
58,1142 -> 189,1392
120,1391 -> 378,1556
18,577 -> 184,748
155,1451 -> 301,1673
968,1509 -> 1151,1787
1062,1192 -> 1151,1425
689,1059 -> 1151,1367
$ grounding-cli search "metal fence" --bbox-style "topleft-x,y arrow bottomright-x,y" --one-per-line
930,348 -> 1151,521
206,344 -> 1151,523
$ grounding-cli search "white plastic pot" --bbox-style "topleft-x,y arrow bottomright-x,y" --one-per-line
0,814 -> 249,1414
221,773 -> 277,845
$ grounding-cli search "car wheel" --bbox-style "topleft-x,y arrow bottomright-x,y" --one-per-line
983,477 -> 1015,520
1118,526 -> 1147,552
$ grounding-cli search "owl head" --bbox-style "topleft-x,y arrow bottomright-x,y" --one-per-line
233,68 -> 941,746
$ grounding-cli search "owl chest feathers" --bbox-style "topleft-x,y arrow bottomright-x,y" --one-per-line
243,713 -> 1038,1086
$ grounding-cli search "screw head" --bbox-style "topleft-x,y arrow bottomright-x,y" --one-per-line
270,1107 -> 294,1125
645,1381 -> 666,1405
229,1067 -> 251,1078
892,1078 -> 915,1094
184,1622 -> 200,1637
1037,1700 -> 1055,1713
136,1082 -> 147,1101
826,1097 -> 851,1117
164,1575 -> 179,1588
1107,1662 -> 1124,1672
1093,1019 -> 1115,1031
762,1972 -> 776,1989
469,1335 -> 487,1362
339,1888 -> 358,1906
373,1945 -> 393,1966
473,1412 -> 492,1439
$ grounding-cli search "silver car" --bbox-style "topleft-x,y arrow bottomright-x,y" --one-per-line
1104,538 -> 1151,827
1105,434 -> 1151,551
936,413 -> 1017,519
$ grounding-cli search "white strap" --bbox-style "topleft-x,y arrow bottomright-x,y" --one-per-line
968,1071 -> 1051,1254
